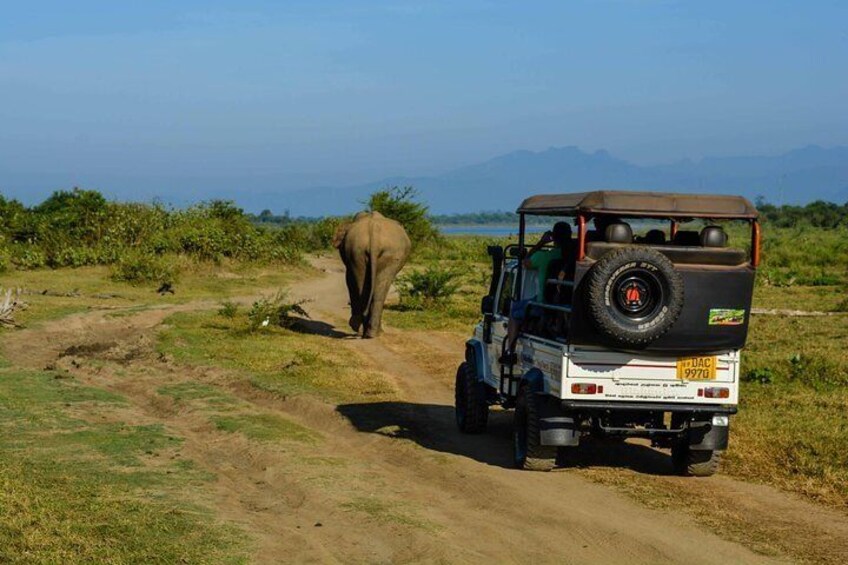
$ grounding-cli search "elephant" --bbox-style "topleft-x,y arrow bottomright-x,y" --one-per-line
333,211 -> 412,338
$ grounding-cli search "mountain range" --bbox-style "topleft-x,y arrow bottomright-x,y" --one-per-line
279,144 -> 848,216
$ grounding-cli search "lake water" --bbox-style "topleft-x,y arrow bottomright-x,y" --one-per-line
438,225 -> 546,237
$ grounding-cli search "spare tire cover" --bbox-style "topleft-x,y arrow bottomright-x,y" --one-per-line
585,246 -> 683,347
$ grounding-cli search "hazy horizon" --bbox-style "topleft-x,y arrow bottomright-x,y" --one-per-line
2,1 -> 847,205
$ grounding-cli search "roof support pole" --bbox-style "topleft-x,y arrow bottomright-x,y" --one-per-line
751,220 -> 761,267
516,213 -> 525,300
577,215 -> 586,261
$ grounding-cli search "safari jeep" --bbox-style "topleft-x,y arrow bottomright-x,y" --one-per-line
455,191 -> 760,475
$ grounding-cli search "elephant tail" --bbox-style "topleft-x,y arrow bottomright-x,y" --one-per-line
364,213 -> 378,318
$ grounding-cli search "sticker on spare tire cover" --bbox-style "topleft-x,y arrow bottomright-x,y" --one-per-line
708,308 -> 745,326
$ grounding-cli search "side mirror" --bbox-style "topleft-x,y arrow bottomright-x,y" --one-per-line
481,295 -> 495,315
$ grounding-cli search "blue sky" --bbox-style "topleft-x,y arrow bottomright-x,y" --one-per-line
1,1 -> 846,203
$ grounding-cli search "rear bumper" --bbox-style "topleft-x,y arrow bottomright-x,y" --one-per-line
560,400 -> 737,414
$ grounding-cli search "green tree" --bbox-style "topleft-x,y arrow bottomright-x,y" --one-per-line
366,186 -> 438,248
33,188 -> 108,244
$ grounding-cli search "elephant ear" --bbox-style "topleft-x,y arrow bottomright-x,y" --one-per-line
332,222 -> 351,249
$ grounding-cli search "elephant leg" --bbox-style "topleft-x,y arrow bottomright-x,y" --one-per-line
344,266 -> 362,332
364,256 -> 404,338
347,253 -> 368,333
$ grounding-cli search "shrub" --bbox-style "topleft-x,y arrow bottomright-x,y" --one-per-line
217,301 -> 239,319
367,186 -> 438,249
310,216 -> 348,250
10,246 -> 47,269
0,189 -> 315,272
32,188 -> 108,244
110,251 -> 179,286
742,367 -> 774,385
396,266 -> 461,309
247,290 -> 310,331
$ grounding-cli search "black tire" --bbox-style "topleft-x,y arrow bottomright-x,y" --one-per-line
585,246 -> 684,347
455,362 -> 489,434
672,444 -> 721,477
513,385 -> 556,471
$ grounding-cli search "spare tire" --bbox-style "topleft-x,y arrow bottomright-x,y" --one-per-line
585,246 -> 683,347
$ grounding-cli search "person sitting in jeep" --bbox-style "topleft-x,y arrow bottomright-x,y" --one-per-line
502,221 -> 572,362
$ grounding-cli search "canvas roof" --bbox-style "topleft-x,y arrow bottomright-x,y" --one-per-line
516,190 -> 758,219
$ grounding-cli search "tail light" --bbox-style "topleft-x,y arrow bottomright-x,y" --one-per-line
571,383 -> 598,394
703,387 -> 730,399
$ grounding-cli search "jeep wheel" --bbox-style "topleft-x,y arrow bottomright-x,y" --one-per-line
672,443 -> 721,477
455,362 -> 489,433
586,246 -> 683,347
513,385 -> 556,471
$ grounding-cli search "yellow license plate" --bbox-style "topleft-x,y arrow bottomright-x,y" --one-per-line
676,356 -> 717,380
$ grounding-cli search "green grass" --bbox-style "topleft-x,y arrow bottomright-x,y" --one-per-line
158,381 -> 239,407
726,384 -> 848,506
0,262 -> 304,328
157,310 -> 395,402
212,413 -> 320,444
0,368 -> 247,563
727,310 -> 848,506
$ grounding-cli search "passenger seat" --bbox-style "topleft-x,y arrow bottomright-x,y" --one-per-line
605,223 -> 633,244
700,226 -> 728,248
644,229 -> 666,245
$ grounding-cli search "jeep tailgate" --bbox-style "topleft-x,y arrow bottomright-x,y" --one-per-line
563,345 -> 739,404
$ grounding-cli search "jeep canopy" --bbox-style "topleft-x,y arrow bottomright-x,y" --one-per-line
517,191 -> 758,219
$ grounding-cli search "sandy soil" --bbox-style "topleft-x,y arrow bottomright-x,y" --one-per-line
5,255 -> 848,564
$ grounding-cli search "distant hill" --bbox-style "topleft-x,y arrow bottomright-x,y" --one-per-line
282,145 -> 848,216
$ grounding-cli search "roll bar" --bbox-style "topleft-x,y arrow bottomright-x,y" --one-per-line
514,212 -> 761,278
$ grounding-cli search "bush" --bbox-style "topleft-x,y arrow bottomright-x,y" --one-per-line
247,290 -> 310,331
9,246 -> 47,269
310,216 -> 348,250
396,266 -> 461,309
110,251 -> 179,286
742,367 -> 774,385
367,186 -> 438,249
217,301 -> 239,319
0,189 -> 317,274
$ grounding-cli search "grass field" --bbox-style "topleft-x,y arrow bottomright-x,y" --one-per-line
0,363 -> 247,563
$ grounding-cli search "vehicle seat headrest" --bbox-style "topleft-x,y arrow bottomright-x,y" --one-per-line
605,223 -> 633,244
700,226 -> 728,248
645,229 -> 666,244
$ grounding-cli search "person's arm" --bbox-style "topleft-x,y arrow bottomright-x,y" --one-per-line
522,231 -> 552,268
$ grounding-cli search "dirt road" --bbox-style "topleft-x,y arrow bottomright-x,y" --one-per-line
7,256 -> 848,563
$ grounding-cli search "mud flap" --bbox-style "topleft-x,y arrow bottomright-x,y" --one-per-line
688,418 -> 729,451
537,394 -> 580,447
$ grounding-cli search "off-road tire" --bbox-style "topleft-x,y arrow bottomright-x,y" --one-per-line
513,385 -> 556,471
672,444 -> 721,477
455,362 -> 489,433
585,246 -> 684,347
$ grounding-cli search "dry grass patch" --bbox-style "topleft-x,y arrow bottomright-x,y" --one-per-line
157,310 -> 396,402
